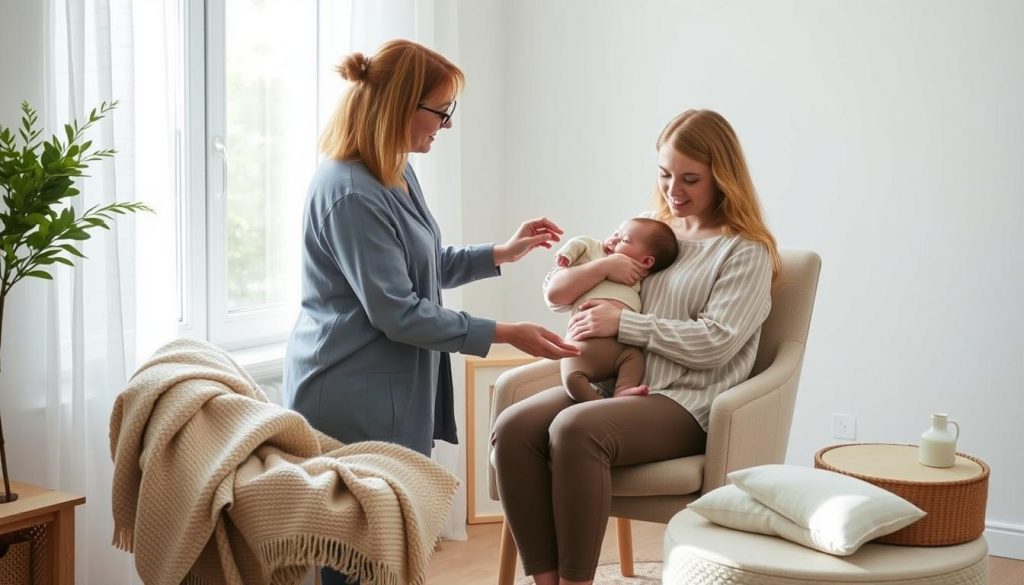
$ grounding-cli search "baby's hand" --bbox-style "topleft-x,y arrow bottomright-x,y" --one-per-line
601,253 -> 648,285
556,255 -> 571,268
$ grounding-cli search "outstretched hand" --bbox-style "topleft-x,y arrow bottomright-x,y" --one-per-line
494,217 -> 564,265
567,299 -> 623,341
495,322 -> 580,360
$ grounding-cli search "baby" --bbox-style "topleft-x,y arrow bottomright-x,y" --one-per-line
555,217 -> 678,401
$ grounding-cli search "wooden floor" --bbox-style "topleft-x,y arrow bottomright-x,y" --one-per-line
427,520 -> 1024,585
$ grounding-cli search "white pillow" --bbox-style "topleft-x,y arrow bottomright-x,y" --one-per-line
718,464 -> 925,555
689,484 -> 810,540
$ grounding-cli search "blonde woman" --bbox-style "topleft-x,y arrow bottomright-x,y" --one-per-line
283,40 -> 578,584
492,109 -> 781,585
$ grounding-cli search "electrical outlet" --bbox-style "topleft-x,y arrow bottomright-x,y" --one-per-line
831,413 -> 856,440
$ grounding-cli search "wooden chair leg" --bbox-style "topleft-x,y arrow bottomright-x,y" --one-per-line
498,520 -> 519,585
616,517 -> 634,577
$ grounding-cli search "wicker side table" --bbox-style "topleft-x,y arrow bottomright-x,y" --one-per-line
0,481 -> 85,585
815,443 -> 989,546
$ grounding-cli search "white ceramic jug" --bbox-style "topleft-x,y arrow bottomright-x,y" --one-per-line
919,413 -> 960,468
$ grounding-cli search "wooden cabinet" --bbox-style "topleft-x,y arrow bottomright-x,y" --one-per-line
0,482 -> 84,585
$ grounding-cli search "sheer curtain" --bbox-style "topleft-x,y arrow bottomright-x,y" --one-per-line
348,0 -> 469,540
36,0 -> 177,583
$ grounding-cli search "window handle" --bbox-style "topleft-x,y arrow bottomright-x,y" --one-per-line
212,135 -> 227,199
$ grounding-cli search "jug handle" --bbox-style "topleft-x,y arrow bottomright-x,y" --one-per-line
949,419 -> 960,442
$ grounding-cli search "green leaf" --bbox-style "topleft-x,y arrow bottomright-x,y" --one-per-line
41,153 -> 59,173
60,244 -> 85,258
25,270 -> 53,280
63,229 -> 91,240
83,217 -> 109,229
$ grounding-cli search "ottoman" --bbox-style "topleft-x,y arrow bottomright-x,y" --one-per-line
663,510 -> 989,585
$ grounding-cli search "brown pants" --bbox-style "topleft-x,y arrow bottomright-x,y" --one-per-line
560,337 -> 645,401
490,387 -> 706,581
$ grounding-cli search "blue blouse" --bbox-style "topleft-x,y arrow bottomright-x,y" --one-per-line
283,159 -> 499,455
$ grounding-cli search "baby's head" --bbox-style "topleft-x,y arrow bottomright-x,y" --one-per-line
603,218 -> 679,274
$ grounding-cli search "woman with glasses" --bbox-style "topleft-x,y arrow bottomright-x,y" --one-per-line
283,38 -> 579,585
492,109 -> 781,585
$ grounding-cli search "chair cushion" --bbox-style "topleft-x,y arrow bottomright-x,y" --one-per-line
612,454 -> 704,497
712,464 -> 924,555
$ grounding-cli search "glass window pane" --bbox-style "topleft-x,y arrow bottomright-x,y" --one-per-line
224,0 -> 316,311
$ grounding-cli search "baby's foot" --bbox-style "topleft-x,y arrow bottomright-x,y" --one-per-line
614,385 -> 649,397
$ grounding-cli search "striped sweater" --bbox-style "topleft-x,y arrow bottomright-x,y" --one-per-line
547,230 -> 772,431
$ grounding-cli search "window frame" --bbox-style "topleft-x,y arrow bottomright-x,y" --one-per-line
178,0 -> 207,342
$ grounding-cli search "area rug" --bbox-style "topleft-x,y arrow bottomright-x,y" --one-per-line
515,561 -> 662,584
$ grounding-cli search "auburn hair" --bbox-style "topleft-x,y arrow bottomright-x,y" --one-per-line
320,39 -> 464,186
652,109 -> 781,280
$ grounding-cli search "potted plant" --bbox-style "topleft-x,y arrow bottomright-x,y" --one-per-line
0,101 -> 151,503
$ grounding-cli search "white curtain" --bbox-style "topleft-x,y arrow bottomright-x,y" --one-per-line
35,0 -> 177,583
349,0 -> 469,540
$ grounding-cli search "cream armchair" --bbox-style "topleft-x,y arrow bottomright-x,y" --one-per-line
487,249 -> 821,584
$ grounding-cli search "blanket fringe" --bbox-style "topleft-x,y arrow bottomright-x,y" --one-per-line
112,526 -> 135,552
259,535 -> 408,585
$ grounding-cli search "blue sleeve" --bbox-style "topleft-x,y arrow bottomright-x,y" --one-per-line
316,193 -> 495,356
439,244 -> 501,289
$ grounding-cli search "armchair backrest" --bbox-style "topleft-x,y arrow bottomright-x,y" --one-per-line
701,249 -> 821,493
752,250 -> 822,377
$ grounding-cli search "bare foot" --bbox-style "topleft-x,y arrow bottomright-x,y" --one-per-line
613,384 -> 649,397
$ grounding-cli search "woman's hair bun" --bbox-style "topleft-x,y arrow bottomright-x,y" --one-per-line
338,52 -> 371,81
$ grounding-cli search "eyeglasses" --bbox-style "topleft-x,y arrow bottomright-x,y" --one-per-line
418,100 -> 457,126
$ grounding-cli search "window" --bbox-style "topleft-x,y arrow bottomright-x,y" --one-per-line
176,0 -> 351,349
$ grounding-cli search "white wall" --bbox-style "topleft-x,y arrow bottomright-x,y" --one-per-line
456,0 -> 1024,557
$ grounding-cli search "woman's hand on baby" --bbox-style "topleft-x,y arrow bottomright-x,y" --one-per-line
495,322 -> 581,360
567,300 -> 623,341
600,253 -> 648,285
494,217 -> 564,265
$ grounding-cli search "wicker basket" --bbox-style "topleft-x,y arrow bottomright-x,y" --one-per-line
814,444 -> 989,546
0,538 -> 31,585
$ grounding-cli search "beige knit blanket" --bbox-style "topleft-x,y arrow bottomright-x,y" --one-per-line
110,338 -> 458,585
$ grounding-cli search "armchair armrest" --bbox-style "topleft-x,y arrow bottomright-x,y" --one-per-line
487,359 -> 561,500
489,358 -> 562,426
702,340 -> 805,493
